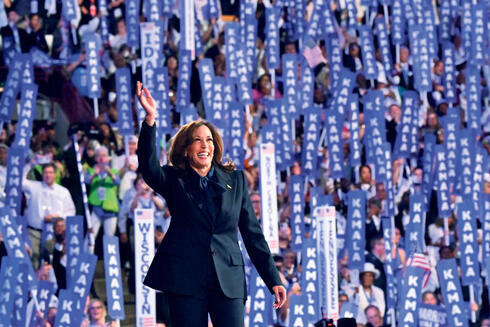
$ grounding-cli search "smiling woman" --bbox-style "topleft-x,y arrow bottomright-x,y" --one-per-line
135,81 -> 286,327
167,120 -> 235,176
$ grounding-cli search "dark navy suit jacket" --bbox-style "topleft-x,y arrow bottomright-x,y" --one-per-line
138,122 -> 282,299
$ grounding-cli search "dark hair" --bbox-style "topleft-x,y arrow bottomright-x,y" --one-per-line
359,165 -> 371,175
42,163 -> 57,173
168,120 -> 235,172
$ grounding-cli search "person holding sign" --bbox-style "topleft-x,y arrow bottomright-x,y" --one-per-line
136,81 -> 286,326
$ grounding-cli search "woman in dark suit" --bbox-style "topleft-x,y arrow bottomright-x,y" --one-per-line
136,81 -> 286,326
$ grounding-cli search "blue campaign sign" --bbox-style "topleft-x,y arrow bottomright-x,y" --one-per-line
465,65 -> 482,131
442,42 -> 457,103
434,145 -> 451,217
357,25 -> 378,80
325,110 -> 344,179
349,95 -> 361,167
208,76 -> 226,123
21,53 -> 34,86
300,237 -> 319,322
180,105 -> 198,125
5,147 -> 25,216
305,0 -> 323,41
0,208 -> 38,290
278,100 -> 294,169
282,54 -> 299,118
228,102 -> 244,170
461,2 -> 472,54
418,303 -> 448,327
382,217 -> 397,323
470,3 -> 486,66
54,290 -> 77,327
66,216 -> 84,289
103,235 -> 126,320
0,256 -> 19,325
235,44 -> 253,106
399,266 -> 425,327
436,259 -> 469,327
409,25 -> 432,92
422,1 -> 438,60
331,69 -> 356,119
265,7 -> 280,69
375,18 -> 392,76
482,194 -> 490,261
363,90 -> 386,165
325,33 -> 342,91
457,202 -> 479,286
62,0 -> 77,21
300,59 -> 314,112
244,3 -> 257,74
393,91 -> 416,159
11,263 -> 28,326
438,0 -> 452,41
162,0 -> 172,16
144,0 -> 162,22
225,22 -> 239,81
85,34 -> 102,98
0,58 -> 23,122
402,0 -> 415,27
457,129 -> 473,197
472,147 -> 486,215
346,190 -> 365,270
12,84 -> 38,149
37,280 -> 55,318
295,0 -> 305,37
125,0 -> 141,48
422,134 -> 436,209
391,0 -> 405,45
153,67 -> 172,134
72,253 -> 98,325
405,194 -> 425,253
289,294 -> 309,326
290,175 -> 305,252
443,108 -> 459,189
301,107 -> 321,179
100,16 -> 110,44
383,143 -> 396,217
176,49 -> 192,112
115,68 -> 134,136
320,1 -> 335,37
248,267 -> 273,327
198,58 -> 215,115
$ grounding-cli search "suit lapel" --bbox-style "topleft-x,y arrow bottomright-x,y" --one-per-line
214,166 -> 233,225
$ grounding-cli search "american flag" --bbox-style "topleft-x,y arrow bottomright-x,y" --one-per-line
261,143 -> 275,155
404,253 -> 432,288
140,317 -> 155,327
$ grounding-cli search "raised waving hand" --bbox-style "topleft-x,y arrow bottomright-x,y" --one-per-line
136,81 -> 157,126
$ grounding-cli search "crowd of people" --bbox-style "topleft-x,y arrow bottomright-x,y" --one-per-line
0,0 -> 489,326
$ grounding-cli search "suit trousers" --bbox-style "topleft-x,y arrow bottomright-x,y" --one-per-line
166,255 -> 245,327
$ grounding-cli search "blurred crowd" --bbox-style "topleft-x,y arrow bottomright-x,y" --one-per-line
0,0 -> 489,326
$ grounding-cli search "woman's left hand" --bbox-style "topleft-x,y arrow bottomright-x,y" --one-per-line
272,285 -> 287,309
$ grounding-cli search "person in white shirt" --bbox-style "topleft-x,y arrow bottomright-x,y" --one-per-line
23,163 -> 76,269
355,262 -> 385,325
